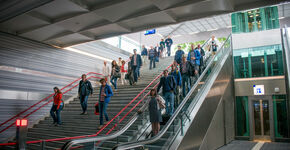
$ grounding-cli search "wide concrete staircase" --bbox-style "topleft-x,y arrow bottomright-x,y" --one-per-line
2,57 -> 173,150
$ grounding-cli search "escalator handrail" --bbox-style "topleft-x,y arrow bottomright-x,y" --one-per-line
115,34 -> 232,150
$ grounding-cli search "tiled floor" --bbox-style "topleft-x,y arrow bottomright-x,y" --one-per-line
217,140 -> 290,150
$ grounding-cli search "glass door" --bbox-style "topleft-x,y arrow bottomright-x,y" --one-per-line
252,99 -> 270,140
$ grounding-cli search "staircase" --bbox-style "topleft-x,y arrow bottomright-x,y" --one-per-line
2,56 -> 173,150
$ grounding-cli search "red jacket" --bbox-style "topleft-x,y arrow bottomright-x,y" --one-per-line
53,93 -> 62,109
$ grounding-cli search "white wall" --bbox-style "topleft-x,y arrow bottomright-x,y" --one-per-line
232,29 -> 282,49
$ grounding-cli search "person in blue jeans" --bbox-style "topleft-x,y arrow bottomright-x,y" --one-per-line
165,36 -> 173,56
187,44 -> 201,85
78,74 -> 93,115
169,65 -> 182,107
130,49 -> 142,84
111,60 -> 120,90
148,46 -> 156,70
98,78 -> 113,129
180,56 -> 191,97
50,87 -> 64,126
157,70 -> 177,116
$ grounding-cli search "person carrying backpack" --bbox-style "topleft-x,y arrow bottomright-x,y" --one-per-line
174,45 -> 185,65
78,74 -> 93,115
169,65 -> 182,107
98,78 -> 113,129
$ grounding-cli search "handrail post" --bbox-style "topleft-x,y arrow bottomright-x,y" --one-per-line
116,116 -> 120,144
41,140 -> 45,150
180,113 -> 183,136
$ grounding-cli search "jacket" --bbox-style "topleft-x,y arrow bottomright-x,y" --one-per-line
141,48 -> 148,56
179,61 -> 191,75
157,75 -> 177,94
53,93 -> 63,109
160,41 -> 165,49
197,47 -> 205,66
78,80 -> 93,96
187,49 -> 201,66
148,48 -> 157,59
165,38 -> 173,47
174,50 -> 185,64
99,84 -> 113,103
131,54 -> 142,67
170,69 -> 182,86
102,65 -> 110,76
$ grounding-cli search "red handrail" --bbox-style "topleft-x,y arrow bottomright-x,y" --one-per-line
0,72 -> 103,134
0,63 -> 172,147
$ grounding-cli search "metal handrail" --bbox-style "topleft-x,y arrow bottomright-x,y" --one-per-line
115,34 -> 232,150
61,37 -> 212,150
0,73 -> 103,145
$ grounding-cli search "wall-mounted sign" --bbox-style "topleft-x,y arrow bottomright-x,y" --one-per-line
253,85 -> 264,95
144,29 -> 156,35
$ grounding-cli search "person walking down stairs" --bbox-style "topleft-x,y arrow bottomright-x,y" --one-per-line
50,87 -> 64,126
131,49 -> 142,84
78,74 -> 93,115
98,78 -> 113,129
111,60 -> 120,91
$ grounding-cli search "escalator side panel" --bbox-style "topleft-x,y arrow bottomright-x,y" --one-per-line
177,51 -> 234,150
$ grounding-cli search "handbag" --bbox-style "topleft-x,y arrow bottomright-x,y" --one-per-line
94,102 -> 99,115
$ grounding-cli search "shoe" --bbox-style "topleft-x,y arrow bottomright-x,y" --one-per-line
97,125 -> 103,130
104,121 -> 110,125
83,112 -> 88,115
80,112 -> 84,115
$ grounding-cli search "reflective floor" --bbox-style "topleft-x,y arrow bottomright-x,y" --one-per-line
218,140 -> 290,150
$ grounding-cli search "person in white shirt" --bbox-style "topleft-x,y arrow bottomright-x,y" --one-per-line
102,61 -> 111,84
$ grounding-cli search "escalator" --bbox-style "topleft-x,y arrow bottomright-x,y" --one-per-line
114,34 -> 234,150
62,35 -> 232,150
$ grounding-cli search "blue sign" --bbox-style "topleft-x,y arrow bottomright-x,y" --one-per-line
144,29 -> 156,35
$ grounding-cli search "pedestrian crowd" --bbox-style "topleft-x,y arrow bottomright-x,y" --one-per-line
49,35 -> 220,133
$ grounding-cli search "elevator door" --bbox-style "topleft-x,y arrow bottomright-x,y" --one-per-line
252,99 -> 271,140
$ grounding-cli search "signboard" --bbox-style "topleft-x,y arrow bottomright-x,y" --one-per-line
144,29 -> 156,35
253,85 -> 264,95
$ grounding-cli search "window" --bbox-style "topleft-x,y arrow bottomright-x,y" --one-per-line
273,95 -> 289,138
231,6 -> 280,33
233,44 -> 284,78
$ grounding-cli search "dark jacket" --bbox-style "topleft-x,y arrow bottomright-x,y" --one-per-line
131,54 -> 142,67
111,65 -> 120,76
165,38 -> 173,47
160,41 -> 165,49
174,50 -> 185,64
99,84 -> 113,103
78,80 -> 93,96
157,75 -> 177,94
141,48 -> 148,56
148,48 -> 157,60
180,61 -> 191,75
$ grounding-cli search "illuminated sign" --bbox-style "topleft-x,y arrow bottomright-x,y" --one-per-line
253,85 -> 264,95
144,29 -> 156,35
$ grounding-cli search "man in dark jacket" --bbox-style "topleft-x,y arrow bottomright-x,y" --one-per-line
131,49 -> 142,84
148,46 -> 156,70
180,56 -> 191,97
98,78 -> 113,129
165,36 -> 173,56
157,70 -> 176,116
174,46 -> 185,65
78,74 -> 93,115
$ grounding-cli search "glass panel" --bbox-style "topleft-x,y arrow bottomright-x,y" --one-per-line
231,6 -> 279,34
236,96 -> 250,136
273,95 -> 289,138
262,101 -> 270,135
253,100 -> 262,135
233,44 -> 284,78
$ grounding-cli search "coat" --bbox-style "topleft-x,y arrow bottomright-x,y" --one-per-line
131,54 -> 142,67
99,84 -> 113,103
157,75 -> 177,95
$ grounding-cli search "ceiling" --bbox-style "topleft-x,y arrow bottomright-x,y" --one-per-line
0,0 -> 287,48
